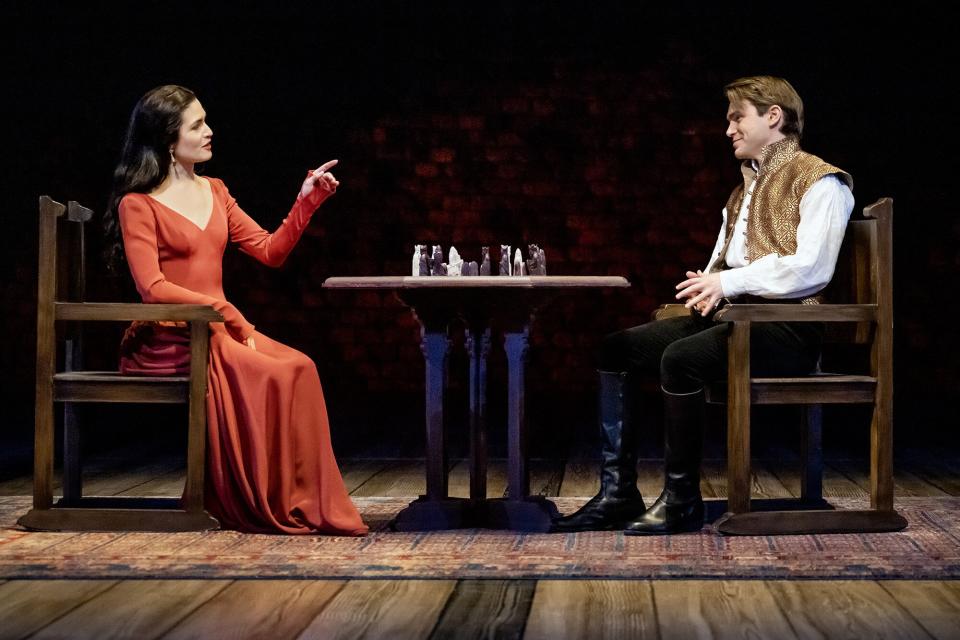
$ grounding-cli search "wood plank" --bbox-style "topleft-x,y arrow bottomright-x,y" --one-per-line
822,461 -> 870,498
164,580 -> 345,640
0,580 -> 118,639
296,580 -> 455,639
339,459 -> 390,493
715,303 -> 877,322
32,580 -> 229,640
525,580 -> 657,640
557,459 -> 601,497
767,459 -> 868,499
700,458 -> 793,499
832,459 -> 949,497
896,454 -> 960,497
881,581 -> 960,640
447,458 -> 508,499
0,453 -> 185,496
762,459 -> 803,498
652,580 -> 798,639
769,580 -> 931,639
528,458 -> 564,498
429,580 -> 535,639
541,459 -> 667,500
55,302 -> 221,322
116,468 -> 186,497
349,459 -> 426,497
81,460 -> 186,496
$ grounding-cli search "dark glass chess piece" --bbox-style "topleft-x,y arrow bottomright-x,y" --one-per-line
463,261 -> 479,276
526,243 -> 547,275
430,245 -> 444,276
419,249 -> 430,276
479,246 -> 491,276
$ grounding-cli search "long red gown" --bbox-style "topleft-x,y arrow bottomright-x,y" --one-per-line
118,177 -> 367,535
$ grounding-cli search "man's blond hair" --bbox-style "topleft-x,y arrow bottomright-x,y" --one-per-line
725,76 -> 804,138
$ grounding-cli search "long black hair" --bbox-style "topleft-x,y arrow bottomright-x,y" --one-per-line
103,84 -> 197,270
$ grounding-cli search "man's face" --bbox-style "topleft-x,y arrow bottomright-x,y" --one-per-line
725,100 -> 779,162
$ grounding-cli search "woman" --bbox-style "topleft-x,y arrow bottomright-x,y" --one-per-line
104,85 -> 367,535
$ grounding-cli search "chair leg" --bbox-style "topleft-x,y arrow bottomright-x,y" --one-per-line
184,320 -> 209,514
800,404 -> 823,503
726,322 -> 751,514
62,402 -> 82,504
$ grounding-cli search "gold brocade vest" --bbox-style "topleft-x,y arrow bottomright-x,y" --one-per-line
709,137 -> 853,303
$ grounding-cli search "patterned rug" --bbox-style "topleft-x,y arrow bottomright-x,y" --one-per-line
2,496 -> 959,580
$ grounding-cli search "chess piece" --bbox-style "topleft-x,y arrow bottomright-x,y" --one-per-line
463,261 -> 479,276
412,244 -> 427,276
525,244 -> 537,276
479,247 -> 491,276
419,248 -> 430,276
499,245 -> 511,276
430,245 -> 444,276
526,243 -> 547,275
513,247 -> 524,276
447,246 -> 464,276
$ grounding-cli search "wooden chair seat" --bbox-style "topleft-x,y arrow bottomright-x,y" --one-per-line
53,371 -> 190,403
705,375 -> 877,405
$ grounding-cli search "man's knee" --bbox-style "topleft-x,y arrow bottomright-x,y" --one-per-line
660,342 -> 702,394
598,329 -> 631,372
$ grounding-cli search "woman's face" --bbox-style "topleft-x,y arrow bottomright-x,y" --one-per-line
172,99 -> 213,165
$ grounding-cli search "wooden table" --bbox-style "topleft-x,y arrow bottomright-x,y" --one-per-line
323,275 -> 630,531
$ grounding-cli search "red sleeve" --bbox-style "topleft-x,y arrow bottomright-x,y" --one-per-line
119,194 -> 256,341
213,177 -> 329,268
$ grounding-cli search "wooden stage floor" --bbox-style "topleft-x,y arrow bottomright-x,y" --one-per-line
2,450 -> 960,639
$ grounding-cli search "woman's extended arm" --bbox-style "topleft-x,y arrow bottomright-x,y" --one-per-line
220,160 -> 339,267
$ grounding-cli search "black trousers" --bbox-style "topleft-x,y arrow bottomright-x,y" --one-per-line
599,313 -> 823,394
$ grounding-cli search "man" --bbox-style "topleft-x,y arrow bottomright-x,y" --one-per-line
552,76 -> 854,534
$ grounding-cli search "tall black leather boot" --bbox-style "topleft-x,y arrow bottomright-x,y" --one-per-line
624,387 -> 705,535
551,371 -> 646,532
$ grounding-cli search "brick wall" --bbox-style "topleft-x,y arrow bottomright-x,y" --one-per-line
228,63 -> 733,407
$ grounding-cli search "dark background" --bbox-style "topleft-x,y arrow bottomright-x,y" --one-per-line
1,2 -> 955,466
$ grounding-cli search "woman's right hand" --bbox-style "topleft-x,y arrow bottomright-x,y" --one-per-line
299,159 -> 340,206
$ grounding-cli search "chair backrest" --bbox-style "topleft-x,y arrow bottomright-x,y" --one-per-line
820,198 -> 893,365
38,197 -> 94,373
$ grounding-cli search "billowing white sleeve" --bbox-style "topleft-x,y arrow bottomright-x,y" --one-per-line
718,175 -> 854,299
703,208 -> 728,274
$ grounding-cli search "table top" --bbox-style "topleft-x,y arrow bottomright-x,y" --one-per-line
323,276 -> 630,289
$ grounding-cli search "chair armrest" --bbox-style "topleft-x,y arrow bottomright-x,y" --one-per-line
55,302 -> 223,322
713,303 -> 877,323
651,303 -> 689,321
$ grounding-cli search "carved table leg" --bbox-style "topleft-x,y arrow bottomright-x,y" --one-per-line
467,324 -> 490,501
394,322 -> 472,530
483,325 -> 558,531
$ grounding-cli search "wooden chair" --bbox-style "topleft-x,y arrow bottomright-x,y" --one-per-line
17,196 -> 223,532
656,197 -> 906,535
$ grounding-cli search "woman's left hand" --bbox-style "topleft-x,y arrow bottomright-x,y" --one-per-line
299,159 -> 340,204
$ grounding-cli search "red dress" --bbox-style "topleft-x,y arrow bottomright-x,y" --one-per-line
118,178 -> 367,535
